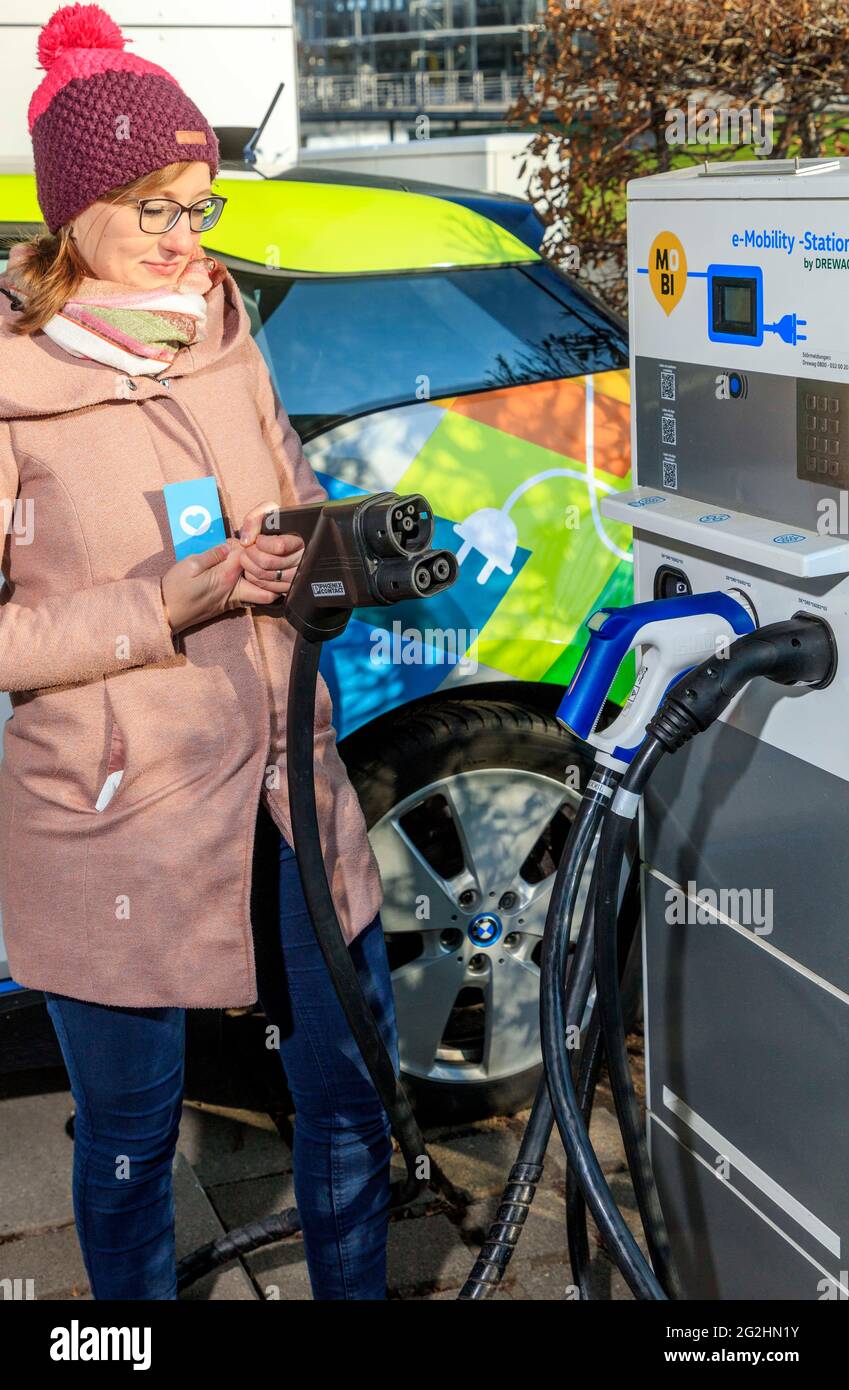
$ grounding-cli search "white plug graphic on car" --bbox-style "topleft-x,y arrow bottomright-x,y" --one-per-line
453,507 -> 517,584
453,466 -> 629,585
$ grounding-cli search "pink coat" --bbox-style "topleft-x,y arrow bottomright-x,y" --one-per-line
0,262 -> 384,1007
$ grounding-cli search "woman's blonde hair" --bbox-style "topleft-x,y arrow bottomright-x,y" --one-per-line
6,161 -> 196,337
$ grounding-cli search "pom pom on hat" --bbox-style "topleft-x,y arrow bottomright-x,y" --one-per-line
37,4 -> 129,72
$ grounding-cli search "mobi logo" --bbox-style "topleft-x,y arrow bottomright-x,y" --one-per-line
50,1319 -> 151,1370
715,371 -> 748,400
648,232 -> 687,315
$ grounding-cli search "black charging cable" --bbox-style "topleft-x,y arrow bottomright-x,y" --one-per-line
457,780 -> 611,1298
557,615 -> 837,1302
286,632 -> 458,1211
177,491 -> 459,1291
566,859 -> 643,1299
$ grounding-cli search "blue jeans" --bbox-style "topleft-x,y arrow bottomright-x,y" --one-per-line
42,802 -> 400,1300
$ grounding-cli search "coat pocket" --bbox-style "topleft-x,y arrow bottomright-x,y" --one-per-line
94,694 -> 128,813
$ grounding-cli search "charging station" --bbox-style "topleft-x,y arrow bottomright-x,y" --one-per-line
598,158 -> 849,1299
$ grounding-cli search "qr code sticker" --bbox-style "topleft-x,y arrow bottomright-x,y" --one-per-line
661,413 -> 677,446
662,454 -> 678,490
660,369 -> 676,401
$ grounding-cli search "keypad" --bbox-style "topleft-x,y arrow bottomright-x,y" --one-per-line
797,383 -> 848,487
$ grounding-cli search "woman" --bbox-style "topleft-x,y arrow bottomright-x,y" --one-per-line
0,4 -> 400,1299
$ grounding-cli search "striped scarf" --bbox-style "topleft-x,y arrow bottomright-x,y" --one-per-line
4,242 -> 227,376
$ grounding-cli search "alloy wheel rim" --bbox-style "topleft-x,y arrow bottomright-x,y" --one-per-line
369,765 -> 592,1087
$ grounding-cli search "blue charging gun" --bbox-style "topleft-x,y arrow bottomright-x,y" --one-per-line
556,592 -> 756,772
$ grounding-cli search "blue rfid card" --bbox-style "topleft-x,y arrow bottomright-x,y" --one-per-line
162,476 -> 227,560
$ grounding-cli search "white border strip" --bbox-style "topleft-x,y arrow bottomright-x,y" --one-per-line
647,865 -> 849,1010
662,1086 -> 840,1258
650,1113 -> 848,1294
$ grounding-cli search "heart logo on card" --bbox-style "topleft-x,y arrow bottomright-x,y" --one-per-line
164,477 -> 226,559
180,505 -> 212,536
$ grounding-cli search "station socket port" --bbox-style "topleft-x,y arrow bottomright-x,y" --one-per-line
654,565 -> 692,599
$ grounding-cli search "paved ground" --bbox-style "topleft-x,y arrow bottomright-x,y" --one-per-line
0,1026 -> 648,1301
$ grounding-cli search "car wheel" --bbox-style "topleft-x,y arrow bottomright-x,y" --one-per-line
345,699 -> 596,1124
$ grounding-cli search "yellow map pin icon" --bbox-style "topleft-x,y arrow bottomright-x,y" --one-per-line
648,232 -> 687,316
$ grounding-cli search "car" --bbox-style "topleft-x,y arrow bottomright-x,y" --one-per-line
0,165 -> 634,1119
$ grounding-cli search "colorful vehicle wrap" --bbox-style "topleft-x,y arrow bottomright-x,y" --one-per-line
299,372 -> 634,738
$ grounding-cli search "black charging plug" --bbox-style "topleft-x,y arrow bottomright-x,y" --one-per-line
259,491 -> 458,641
646,614 -> 838,754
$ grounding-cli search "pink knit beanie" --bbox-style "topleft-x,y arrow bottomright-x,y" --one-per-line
29,4 -> 220,235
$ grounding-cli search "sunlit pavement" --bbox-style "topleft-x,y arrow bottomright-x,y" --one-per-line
0,1031 -> 646,1301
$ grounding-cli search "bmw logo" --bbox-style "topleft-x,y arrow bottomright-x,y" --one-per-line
699,513 -> 731,523
773,533 -> 806,544
468,913 -> 503,947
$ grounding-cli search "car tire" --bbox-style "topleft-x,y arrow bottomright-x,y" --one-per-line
344,698 -> 596,1124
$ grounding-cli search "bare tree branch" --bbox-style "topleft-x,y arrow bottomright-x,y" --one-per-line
510,0 -> 849,314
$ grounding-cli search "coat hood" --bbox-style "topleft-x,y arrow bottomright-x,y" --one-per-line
0,254 -> 252,420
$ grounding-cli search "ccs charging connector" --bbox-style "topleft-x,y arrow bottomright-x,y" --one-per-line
259,491 -> 458,640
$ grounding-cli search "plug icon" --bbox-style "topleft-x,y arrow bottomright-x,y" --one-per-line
453,508 -> 517,585
451,459 -> 628,586
765,312 -> 807,346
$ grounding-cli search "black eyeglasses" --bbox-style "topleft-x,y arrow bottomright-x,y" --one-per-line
131,195 -> 228,235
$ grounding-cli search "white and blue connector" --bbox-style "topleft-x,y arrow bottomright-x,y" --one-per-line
556,591 -> 757,772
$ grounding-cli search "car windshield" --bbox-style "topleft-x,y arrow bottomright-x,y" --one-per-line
236,261 -> 628,439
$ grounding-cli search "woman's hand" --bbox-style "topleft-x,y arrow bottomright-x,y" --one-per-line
159,503 -> 307,636
160,537 -> 288,635
236,501 -> 306,598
